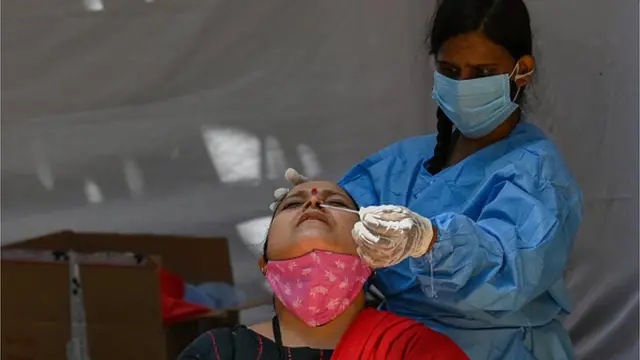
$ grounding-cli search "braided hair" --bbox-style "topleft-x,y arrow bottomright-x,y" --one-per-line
427,108 -> 455,174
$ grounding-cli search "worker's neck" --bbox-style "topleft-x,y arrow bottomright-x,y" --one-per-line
467,110 -> 520,147
276,292 -> 365,349
448,110 -> 520,167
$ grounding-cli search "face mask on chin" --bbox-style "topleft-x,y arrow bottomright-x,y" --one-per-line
264,250 -> 372,327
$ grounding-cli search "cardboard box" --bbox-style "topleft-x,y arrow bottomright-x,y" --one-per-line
1,231 -> 262,360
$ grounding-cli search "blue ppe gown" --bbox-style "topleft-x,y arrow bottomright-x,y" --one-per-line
338,122 -> 583,360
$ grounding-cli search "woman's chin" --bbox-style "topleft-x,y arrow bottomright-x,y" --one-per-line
288,236 -> 350,257
286,226 -> 358,257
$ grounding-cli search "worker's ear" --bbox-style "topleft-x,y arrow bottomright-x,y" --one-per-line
258,256 -> 267,275
514,55 -> 535,87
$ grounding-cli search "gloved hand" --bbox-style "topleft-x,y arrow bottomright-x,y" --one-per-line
352,205 -> 436,268
269,168 -> 309,211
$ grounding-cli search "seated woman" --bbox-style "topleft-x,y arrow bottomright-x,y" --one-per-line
178,181 -> 468,360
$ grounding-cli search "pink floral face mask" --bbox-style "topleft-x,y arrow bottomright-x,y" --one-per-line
265,250 -> 372,327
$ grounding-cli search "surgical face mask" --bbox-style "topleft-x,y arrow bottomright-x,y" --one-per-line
265,250 -> 371,327
431,64 -> 533,139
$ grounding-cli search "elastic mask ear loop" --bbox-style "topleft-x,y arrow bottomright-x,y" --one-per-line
509,63 -> 534,103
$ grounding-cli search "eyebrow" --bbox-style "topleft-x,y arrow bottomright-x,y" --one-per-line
437,59 -> 499,68
436,60 -> 458,68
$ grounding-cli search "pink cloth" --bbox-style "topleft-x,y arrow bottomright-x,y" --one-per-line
265,250 -> 372,327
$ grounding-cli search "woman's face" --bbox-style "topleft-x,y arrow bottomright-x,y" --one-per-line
435,31 -> 534,87
266,181 -> 359,261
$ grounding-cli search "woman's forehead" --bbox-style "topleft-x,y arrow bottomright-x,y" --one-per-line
438,32 -> 514,66
288,181 -> 347,197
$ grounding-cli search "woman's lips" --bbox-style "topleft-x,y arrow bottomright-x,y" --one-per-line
297,210 -> 330,226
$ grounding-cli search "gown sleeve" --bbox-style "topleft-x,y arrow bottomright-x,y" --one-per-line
339,148 -> 583,313
413,175 -> 583,312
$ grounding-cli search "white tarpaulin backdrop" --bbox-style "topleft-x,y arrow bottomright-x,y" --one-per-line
1,1 -> 638,359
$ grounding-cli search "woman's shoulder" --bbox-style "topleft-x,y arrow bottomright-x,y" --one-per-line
352,308 -> 462,344
367,309 -> 469,358
178,327 -> 239,360
337,308 -> 468,359
177,326 -> 260,360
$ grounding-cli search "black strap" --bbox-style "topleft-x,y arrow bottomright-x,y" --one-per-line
272,315 -> 284,359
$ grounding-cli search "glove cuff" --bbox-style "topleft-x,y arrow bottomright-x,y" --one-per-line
409,217 -> 435,258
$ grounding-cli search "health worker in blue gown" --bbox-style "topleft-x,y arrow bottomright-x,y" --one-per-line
270,0 -> 583,359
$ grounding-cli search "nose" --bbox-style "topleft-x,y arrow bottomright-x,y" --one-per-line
303,193 -> 323,210
458,69 -> 475,81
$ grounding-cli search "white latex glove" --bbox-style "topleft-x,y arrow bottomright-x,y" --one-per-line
352,205 -> 435,268
269,168 -> 309,211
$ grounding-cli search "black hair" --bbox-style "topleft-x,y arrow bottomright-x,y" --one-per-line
262,188 -> 360,262
262,210 -> 278,262
426,0 -> 533,175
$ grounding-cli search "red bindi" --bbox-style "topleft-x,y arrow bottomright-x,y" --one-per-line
311,188 -> 318,195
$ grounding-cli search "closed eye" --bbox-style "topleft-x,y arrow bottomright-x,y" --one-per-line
326,200 -> 355,209
281,201 -> 303,210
